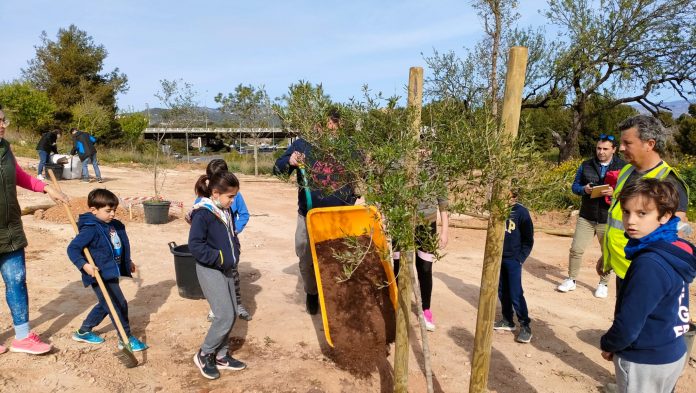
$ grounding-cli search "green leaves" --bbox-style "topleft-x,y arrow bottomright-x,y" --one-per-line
0,81 -> 55,133
22,24 -> 127,136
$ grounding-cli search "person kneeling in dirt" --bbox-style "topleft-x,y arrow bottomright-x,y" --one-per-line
600,178 -> 694,393
201,159 -> 252,321
273,108 -> 358,315
493,188 -> 534,343
66,189 -> 148,351
189,172 -> 247,380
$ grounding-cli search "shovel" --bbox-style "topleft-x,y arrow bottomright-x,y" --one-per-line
47,171 -> 138,368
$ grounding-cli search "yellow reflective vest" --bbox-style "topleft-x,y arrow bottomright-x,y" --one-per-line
602,162 -> 687,279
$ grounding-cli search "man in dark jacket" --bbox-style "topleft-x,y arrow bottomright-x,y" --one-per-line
70,128 -> 102,183
273,109 -> 357,315
35,129 -> 61,180
557,135 -> 626,298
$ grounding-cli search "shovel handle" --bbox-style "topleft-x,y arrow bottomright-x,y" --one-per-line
47,171 -> 132,346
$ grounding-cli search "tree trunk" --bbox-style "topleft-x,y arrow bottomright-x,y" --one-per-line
394,66 -> 423,393
489,1 -> 501,117
469,46 -> 527,393
559,104 -> 584,161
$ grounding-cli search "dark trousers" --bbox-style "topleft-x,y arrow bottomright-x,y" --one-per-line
498,259 -> 530,326
393,255 -> 434,310
232,265 -> 242,304
80,278 -> 131,336
392,222 -> 436,310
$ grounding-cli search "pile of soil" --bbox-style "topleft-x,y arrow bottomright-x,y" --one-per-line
314,236 -> 396,376
39,197 -> 179,224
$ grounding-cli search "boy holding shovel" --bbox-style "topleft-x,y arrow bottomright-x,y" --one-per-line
66,188 -> 147,351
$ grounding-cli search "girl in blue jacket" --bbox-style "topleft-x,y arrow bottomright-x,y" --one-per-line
600,178 -> 696,393
66,189 -> 147,351
189,171 -> 246,380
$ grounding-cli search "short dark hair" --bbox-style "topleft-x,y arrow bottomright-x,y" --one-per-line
618,115 -> 666,155
88,188 -> 120,209
326,106 -> 341,123
618,178 -> 678,219
206,159 -> 229,178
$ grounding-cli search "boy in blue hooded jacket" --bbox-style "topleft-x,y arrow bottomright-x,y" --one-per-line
66,188 -> 147,351
600,178 -> 695,393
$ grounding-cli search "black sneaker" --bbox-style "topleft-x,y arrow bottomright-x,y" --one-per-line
193,350 -> 220,380
493,319 -> 516,331
306,293 -> 319,315
237,304 -> 252,321
516,325 -> 532,343
216,353 -> 247,371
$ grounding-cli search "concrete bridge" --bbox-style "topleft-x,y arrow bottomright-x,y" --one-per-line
143,127 -> 292,141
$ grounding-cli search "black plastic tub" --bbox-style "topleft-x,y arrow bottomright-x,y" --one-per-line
169,242 -> 205,300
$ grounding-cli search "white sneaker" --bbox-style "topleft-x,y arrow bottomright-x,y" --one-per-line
37,174 -> 45,181
557,278 -> 577,292
594,283 -> 609,298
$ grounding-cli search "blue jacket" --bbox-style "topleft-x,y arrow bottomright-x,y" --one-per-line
273,138 -> 357,216
231,192 -> 249,234
188,205 -> 240,272
502,203 -> 534,264
71,131 -> 97,161
601,219 -> 696,364
67,214 -> 133,287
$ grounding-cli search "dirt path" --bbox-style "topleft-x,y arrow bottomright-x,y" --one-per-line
0,158 -> 694,392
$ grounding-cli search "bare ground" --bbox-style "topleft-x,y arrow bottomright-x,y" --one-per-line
0,157 -> 694,393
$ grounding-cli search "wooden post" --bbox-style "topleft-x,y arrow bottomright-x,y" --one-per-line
394,66 -> 423,393
469,46 -> 528,393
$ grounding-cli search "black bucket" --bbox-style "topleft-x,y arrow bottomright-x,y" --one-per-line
45,163 -> 63,180
144,200 -> 171,224
169,242 -> 205,300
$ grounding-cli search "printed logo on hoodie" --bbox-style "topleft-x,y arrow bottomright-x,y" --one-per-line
675,285 -> 691,337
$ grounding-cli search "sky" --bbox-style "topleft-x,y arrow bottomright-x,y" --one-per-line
1,1 -> 552,111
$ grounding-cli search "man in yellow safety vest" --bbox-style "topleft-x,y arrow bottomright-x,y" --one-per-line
597,115 -> 689,294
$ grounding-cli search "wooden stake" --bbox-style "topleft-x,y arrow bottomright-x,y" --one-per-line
469,46 -> 528,393
394,66 -> 423,393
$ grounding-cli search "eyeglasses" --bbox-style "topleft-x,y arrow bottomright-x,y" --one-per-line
0,118 -> 9,127
599,134 -> 615,141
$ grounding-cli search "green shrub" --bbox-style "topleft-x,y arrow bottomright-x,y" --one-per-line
524,158 -> 582,212
674,155 -> 696,220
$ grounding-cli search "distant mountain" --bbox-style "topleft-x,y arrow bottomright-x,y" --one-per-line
629,100 -> 693,118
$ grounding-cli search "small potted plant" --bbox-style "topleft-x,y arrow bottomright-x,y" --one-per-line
142,128 -> 171,224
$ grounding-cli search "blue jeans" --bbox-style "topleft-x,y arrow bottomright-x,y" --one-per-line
81,154 -> 102,180
37,150 -> 49,177
498,258 -> 530,326
0,249 -> 29,326
81,278 -> 131,336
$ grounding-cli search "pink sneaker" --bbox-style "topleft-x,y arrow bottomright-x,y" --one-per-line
10,332 -> 52,355
423,309 -> 436,332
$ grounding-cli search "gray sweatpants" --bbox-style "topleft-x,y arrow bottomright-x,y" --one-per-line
295,214 -> 317,295
196,264 -> 238,356
613,353 -> 686,393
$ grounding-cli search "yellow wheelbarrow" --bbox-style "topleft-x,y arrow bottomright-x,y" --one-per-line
306,205 -> 398,347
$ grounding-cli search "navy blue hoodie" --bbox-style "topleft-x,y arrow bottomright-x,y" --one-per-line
600,219 -> 696,364
67,213 -> 133,287
273,138 -> 357,216
502,203 -> 534,264
188,204 -> 240,272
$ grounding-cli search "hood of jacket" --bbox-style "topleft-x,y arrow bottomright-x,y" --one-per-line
77,212 -> 124,231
